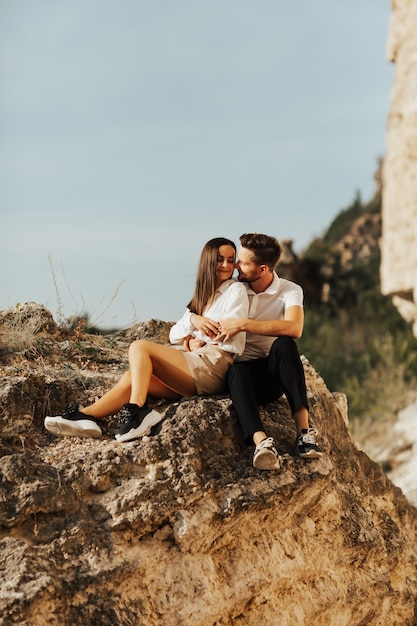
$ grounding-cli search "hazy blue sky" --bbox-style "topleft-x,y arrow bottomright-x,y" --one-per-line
1,0 -> 394,328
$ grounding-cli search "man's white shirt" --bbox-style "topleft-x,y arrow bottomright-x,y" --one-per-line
237,272 -> 304,361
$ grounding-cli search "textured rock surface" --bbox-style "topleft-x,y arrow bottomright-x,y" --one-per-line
381,0 -> 417,336
0,304 -> 416,626
358,392 -> 417,509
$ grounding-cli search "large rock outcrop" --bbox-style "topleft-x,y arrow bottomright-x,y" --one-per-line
381,0 -> 417,337
0,304 -> 416,625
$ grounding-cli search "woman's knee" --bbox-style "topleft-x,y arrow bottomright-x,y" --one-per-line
129,339 -> 151,356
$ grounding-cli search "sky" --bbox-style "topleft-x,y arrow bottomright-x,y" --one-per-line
1,0 -> 394,328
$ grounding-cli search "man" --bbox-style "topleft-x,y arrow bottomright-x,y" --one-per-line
217,233 -> 323,471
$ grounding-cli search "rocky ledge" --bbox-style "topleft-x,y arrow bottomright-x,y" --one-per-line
0,304 -> 416,625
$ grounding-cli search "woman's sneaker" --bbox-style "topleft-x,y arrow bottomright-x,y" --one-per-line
253,437 -> 281,470
44,406 -> 102,438
115,403 -> 163,443
295,428 -> 323,458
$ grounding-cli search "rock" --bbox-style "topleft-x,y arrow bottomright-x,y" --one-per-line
359,393 -> 417,508
0,304 -> 416,625
0,302 -> 58,334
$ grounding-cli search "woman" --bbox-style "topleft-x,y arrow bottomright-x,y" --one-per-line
44,237 -> 248,443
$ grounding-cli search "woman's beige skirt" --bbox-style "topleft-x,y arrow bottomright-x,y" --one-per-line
183,344 -> 234,395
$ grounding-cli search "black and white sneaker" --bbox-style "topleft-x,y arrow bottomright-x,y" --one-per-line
115,403 -> 163,443
253,437 -> 281,470
295,428 -> 323,459
44,406 -> 102,438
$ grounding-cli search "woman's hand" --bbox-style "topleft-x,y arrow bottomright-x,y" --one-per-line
183,335 -> 206,352
190,314 -> 221,338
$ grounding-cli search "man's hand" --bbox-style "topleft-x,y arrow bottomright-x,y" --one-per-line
215,318 -> 244,342
218,306 -> 304,341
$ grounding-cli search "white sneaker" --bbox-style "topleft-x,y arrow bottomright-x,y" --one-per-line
44,406 -> 102,438
253,437 -> 281,470
295,428 -> 323,458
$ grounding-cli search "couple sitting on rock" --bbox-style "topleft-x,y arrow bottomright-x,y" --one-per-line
44,232 -> 323,471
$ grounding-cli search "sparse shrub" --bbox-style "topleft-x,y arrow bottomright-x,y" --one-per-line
298,186 -> 417,433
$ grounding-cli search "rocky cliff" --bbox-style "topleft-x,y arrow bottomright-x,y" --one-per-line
1,304 -> 416,626
381,0 -> 417,337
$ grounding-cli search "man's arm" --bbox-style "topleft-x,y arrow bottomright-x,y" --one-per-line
217,305 -> 304,341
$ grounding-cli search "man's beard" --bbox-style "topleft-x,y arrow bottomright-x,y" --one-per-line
238,272 -> 261,284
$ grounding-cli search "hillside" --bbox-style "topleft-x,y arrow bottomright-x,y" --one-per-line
277,183 -> 417,431
0,304 -> 416,625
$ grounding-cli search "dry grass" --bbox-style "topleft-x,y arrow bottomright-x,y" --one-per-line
48,251 -> 127,330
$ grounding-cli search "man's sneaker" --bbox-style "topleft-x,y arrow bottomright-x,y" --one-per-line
44,406 -> 102,438
253,437 -> 281,470
115,403 -> 163,443
295,428 -> 323,459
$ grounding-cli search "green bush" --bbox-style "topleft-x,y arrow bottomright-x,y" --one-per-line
297,187 -> 417,428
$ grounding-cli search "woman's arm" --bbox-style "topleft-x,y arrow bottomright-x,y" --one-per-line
170,310 -> 221,344
212,283 -> 249,355
172,283 -> 249,353
169,310 -> 194,345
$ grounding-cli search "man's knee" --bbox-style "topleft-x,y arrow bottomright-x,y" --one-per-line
270,336 -> 297,356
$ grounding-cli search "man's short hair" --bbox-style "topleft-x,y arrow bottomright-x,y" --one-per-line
239,233 -> 282,271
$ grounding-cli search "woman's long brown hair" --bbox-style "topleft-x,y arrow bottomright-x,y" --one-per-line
187,237 -> 236,315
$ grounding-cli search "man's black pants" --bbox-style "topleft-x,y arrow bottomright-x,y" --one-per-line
227,336 -> 309,444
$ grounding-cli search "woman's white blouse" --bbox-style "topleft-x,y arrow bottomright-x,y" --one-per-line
169,279 -> 249,356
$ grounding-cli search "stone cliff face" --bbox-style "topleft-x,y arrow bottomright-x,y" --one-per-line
381,0 -> 417,337
0,304 -> 416,626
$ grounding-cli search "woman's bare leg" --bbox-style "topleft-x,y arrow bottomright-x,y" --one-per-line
147,378 -> 182,401
81,371 -> 132,418
128,340 -> 196,407
80,342 -> 191,418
